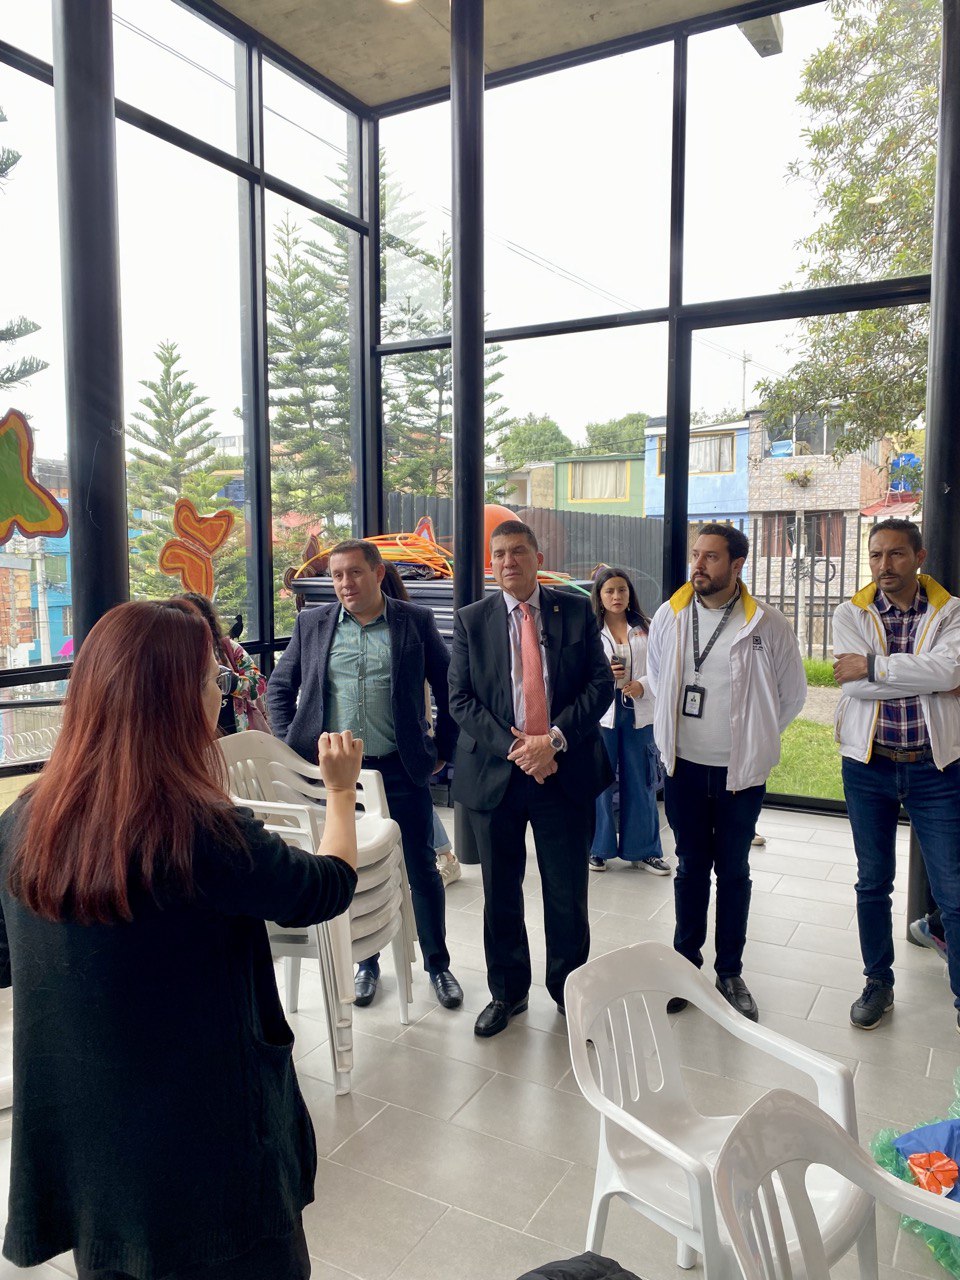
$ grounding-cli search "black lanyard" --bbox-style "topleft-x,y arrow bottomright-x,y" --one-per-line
691,591 -> 739,683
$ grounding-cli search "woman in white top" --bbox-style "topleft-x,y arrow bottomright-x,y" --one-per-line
589,567 -> 670,875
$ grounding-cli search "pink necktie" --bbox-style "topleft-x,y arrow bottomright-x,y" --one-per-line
519,602 -> 549,736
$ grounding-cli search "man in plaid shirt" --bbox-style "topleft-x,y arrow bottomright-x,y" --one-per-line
832,519 -> 960,1032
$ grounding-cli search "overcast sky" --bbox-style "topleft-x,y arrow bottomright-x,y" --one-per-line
0,0 -> 874,460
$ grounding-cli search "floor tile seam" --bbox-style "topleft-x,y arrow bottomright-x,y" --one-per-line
320,1144 -> 453,1209
435,1064 -> 503,1125
306,1251 -> 364,1280
324,1126 -> 574,1219
379,1207 -> 454,1280
441,1106 -> 580,1172
321,1100 -> 391,1161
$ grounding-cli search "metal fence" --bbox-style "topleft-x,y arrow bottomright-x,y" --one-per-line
387,492 -> 889,659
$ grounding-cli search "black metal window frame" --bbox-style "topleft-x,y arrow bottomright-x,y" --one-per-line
0,0 -> 940,818
0,10 -> 374,708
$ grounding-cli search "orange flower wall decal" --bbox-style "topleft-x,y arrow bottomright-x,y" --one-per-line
0,409 -> 69,547
158,497 -> 235,598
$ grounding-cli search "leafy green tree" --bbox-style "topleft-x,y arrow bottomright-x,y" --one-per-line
756,0 -> 939,468
580,411 -> 649,455
126,341 -> 248,616
496,413 -> 573,469
0,107 -> 47,391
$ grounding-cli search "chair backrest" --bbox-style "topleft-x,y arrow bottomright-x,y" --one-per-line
564,941 -> 724,1135
564,942 -> 857,1140
713,1089 -> 960,1280
218,730 -> 388,818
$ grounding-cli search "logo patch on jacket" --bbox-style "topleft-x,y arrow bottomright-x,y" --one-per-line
752,635 -> 764,651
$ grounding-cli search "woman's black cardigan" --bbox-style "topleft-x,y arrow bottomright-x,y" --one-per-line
0,800 -> 357,1279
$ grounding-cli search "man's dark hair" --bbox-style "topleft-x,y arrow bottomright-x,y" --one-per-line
868,518 -> 923,553
697,521 -> 749,564
328,538 -> 384,570
490,520 -> 539,553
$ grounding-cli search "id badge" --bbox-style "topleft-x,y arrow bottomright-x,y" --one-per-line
682,684 -> 706,718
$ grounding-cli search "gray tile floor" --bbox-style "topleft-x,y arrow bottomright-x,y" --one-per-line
0,806 -> 957,1280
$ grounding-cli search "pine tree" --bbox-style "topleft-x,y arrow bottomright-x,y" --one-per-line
0,107 -> 48,390
382,230 -> 508,495
126,341 -> 248,616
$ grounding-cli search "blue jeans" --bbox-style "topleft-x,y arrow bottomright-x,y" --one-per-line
592,705 -> 662,862
664,758 -> 765,978
842,755 -> 960,1008
358,753 -> 449,977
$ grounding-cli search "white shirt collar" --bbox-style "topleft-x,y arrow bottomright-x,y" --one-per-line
502,584 -> 541,615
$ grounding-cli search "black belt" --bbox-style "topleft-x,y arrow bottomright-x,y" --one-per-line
362,751 -> 399,764
872,743 -> 933,763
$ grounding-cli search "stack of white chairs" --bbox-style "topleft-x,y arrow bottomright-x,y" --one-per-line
218,731 -> 415,1095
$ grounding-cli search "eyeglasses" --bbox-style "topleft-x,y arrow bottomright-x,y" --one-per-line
215,666 -> 235,695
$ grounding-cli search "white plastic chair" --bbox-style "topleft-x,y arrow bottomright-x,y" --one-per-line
219,733 -> 415,1093
563,942 -> 873,1280
714,1088 -> 960,1280
232,794 -> 412,1094
218,731 -> 415,1005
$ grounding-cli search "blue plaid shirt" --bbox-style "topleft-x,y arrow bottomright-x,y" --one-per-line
874,584 -> 929,749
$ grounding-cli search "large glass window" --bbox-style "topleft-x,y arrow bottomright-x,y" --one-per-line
484,44 -> 672,328
116,124 -> 254,630
685,1 -> 939,301
112,0 -> 246,157
480,325 -> 668,617
0,66 -> 71,672
265,194 -> 361,635
379,103 -> 452,343
262,61 -> 360,213
687,305 -> 926,799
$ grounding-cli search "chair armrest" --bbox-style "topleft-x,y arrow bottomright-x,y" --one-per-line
696,986 -> 858,1137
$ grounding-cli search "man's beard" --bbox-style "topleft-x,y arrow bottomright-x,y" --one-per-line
693,571 -> 732,597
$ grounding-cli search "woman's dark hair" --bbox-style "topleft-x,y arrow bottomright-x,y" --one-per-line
11,599 -> 241,924
182,591 -> 230,667
591,566 -> 649,631
379,563 -> 410,601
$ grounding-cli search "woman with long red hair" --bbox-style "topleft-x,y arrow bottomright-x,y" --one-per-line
0,599 -> 361,1280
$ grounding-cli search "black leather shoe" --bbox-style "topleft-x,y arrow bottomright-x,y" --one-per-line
431,969 -> 463,1009
716,975 -> 758,1022
556,1003 -> 566,1017
474,997 -> 528,1037
666,997 -> 688,1014
354,968 -> 379,1007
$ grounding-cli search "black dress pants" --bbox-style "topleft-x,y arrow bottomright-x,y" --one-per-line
663,757 -> 765,978
467,768 -> 593,1005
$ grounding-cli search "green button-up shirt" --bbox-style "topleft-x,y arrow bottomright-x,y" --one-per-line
322,603 -> 397,756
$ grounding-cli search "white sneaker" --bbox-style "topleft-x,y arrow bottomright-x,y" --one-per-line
437,852 -> 461,887
636,857 -> 672,876
751,834 -> 766,847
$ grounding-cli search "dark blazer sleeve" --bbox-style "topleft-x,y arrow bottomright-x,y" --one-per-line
421,610 -> 457,763
552,602 -> 615,748
448,607 -> 514,759
266,612 -> 304,741
194,808 -> 357,928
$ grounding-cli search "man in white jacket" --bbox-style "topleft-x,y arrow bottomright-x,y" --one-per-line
832,518 -> 960,1032
647,523 -> 806,1021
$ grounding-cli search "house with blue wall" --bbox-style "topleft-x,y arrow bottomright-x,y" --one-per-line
643,415 -> 750,522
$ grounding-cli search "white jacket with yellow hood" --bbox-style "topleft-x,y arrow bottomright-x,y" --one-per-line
646,581 -> 806,792
832,574 -> 960,769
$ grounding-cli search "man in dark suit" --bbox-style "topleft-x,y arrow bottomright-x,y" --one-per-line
268,539 -> 462,1011
449,520 -> 614,1037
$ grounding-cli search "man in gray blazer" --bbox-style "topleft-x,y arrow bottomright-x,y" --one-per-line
268,539 -> 462,1011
